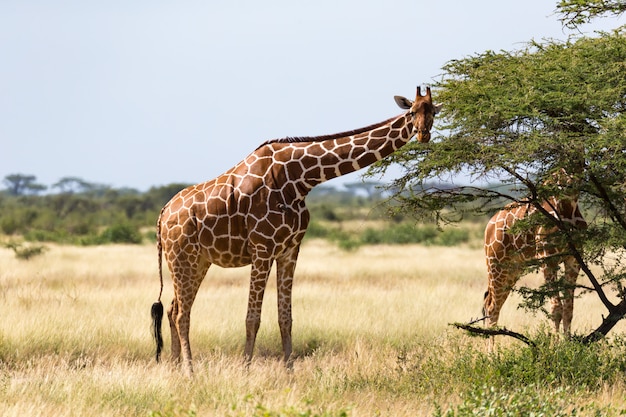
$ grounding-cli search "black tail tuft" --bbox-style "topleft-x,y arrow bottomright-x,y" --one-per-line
482,291 -> 489,325
151,301 -> 164,363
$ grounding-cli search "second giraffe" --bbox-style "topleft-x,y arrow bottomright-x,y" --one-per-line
483,170 -> 587,349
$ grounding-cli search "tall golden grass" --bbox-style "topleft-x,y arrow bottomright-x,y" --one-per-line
0,239 -> 624,416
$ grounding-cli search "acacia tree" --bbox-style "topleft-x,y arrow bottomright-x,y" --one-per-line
2,174 -> 46,196
369,24 -> 626,341
52,176 -> 95,194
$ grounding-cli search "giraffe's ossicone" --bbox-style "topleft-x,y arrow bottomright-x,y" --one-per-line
483,169 -> 587,349
151,87 -> 441,375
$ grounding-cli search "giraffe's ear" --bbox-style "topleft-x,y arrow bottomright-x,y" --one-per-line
433,103 -> 443,114
394,96 -> 413,110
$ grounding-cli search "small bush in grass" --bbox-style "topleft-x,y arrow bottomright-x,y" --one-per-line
225,395 -> 351,417
306,220 -> 332,239
435,228 -> 470,246
4,241 -> 47,260
433,385 -> 583,417
0,216 -> 19,235
96,223 -> 143,244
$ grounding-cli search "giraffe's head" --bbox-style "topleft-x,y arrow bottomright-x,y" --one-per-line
394,86 -> 442,143
547,168 -> 580,202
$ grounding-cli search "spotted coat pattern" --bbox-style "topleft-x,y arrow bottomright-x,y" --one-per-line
154,88 -> 441,375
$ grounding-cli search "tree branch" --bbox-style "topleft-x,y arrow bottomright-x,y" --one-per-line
589,173 -> 626,233
451,322 -> 537,348
583,297 -> 626,343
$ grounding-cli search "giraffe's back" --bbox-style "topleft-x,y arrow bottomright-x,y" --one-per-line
159,177 -> 255,268
159,167 -> 310,269
485,203 -> 537,265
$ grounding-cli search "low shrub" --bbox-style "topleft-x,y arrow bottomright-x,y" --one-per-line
96,223 -> 143,244
306,221 -> 472,249
361,224 -> 470,246
400,332 -> 626,415
4,241 -> 47,260
434,385 -> 595,416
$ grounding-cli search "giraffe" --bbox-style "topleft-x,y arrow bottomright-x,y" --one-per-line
483,169 -> 587,348
151,87 -> 442,375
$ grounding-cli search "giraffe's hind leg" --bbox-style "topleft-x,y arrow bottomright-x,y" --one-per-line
543,261 -> 564,334
167,299 -> 181,362
561,256 -> 580,337
169,258 -> 210,376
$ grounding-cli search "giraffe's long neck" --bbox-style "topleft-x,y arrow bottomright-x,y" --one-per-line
269,113 -> 414,195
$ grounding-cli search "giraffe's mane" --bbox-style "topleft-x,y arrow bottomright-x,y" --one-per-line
255,115 -> 401,150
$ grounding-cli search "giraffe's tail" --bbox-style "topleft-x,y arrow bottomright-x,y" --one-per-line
151,301 -> 164,362
151,208 -> 165,363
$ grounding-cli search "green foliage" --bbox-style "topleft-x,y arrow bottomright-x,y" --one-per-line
1,172 -> 479,250
0,179 -> 187,244
372,29 -> 626,211
361,223 -> 469,246
305,187 -> 478,249
0,216 -> 18,235
96,223 -> 143,244
149,403 -> 197,417
4,241 -> 47,260
408,333 -> 626,415
434,385 -> 599,417
149,400 -> 349,417
306,221 -> 472,250
226,396 -> 350,417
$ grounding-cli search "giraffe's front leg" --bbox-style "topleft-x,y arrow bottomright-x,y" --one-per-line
543,262 -> 563,334
276,252 -> 299,369
244,257 -> 272,364
484,261 -> 517,352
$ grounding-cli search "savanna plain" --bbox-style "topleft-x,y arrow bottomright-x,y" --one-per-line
2,237 -> 626,416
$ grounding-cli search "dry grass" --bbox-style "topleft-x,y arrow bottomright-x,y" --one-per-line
0,240 -> 625,416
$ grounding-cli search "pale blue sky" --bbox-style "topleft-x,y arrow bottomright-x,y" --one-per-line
1,1 -> 623,191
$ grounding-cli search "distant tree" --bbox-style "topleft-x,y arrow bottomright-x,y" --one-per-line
144,183 -> 190,207
52,176 -> 94,194
3,174 -> 46,196
343,181 -> 384,199
308,185 -> 337,196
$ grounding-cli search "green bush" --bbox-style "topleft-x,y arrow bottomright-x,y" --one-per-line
436,228 -> 470,246
0,216 -> 19,235
5,241 -> 47,260
96,223 -> 143,244
305,221 -> 472,249
225,395 -> 350,417
434,385 -> 588,416
305,221 -> 332,239
361,224 -> 469,246
398,332 -> 626,416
